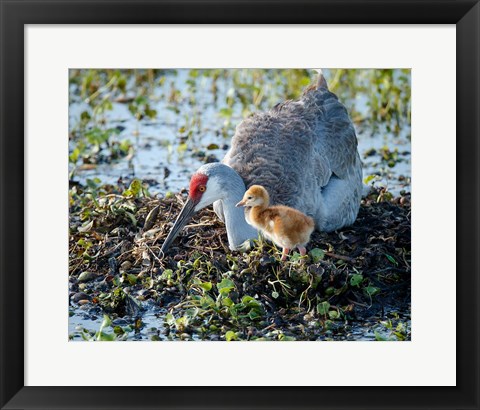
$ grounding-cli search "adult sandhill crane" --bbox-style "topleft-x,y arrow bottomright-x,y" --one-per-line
160,70 -> 363,254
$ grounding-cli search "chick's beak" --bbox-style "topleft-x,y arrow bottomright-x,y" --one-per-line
235,199 -> 246,208
160,197 -> 198,256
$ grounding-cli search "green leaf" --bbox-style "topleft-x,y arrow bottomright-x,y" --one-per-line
365,286 -> 380,296
290,252 -> 302,262
134,96 -> 148,105
248,310 -> 261,320
374,331 -> 388,341
199,281 -> 212,292
271,291 -> 279,299
177,143 -> 188,153
95,315 -> 114,341
77,238 -> 92,250
185,308 -> 199,319
309,248 -> 325,262
69,147 -> 80,163
241,295 -> 258,306
119,139 -> 132,153
126,179 -> 142,197
328,310 -> 340,319
219,108 -> 233,118
145,107 -> 157,119
165,313 -> 176,326
217,278 -> 235,295
364,174 -> 376,184
175,317 -> 188,333
350,274 -> 364,287
278,334 -> 296,341
222,297 -> 234,307
80,110 -> 91,121
96,331 -> 116,341
317,301 -> 330,315
200,295 -> 216,309
374,330 -> 392,342
385,254 -> 398,265
126,273 -> 137,285
393,332 -> 406,341
225,331 -> 237,341
101,314 -> 112,328
325,287 -> 335,296
161,269 -> 173,280
124,210 -> 138,227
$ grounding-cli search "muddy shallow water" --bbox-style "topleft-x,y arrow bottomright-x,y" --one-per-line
69,70 -> 411,196
69,305 -> 410,341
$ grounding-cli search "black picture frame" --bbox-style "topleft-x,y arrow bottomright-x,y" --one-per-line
1,1 -> 478,409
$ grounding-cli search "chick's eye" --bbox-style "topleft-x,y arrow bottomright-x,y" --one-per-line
247,196 -> 252,200
198,185 -> 206,192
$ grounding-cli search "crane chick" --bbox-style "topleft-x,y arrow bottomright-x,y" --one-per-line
236,185 -> 315,261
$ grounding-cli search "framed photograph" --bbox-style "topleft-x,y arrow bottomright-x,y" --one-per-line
1,1 -> 478,409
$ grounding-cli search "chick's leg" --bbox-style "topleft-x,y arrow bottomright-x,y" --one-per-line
281,248 -> 290,261
298,246 -> 307,256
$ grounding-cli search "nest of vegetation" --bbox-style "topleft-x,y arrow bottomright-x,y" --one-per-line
69,182 -> 411,341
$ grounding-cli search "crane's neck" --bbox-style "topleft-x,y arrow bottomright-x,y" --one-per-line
217,167 -> 258,250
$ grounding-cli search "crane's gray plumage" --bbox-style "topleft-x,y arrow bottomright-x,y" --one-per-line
161,72 -> 363,254
219,78 -> 362,232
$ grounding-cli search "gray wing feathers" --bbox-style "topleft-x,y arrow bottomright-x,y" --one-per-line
225,113 -> 311,209
223,87 -> 360,218
313,91 -> 358,180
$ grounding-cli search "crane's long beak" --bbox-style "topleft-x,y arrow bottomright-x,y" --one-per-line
160,197 -> 198,256
235,199 -> 246,207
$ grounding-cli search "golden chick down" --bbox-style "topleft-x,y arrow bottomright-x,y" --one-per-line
236,185 -> 315,260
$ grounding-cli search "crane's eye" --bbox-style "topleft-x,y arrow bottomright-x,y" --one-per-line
247,196 -> 252,200
198,185 -> 206,192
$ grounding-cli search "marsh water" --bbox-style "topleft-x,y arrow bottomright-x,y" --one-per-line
69,69 -> 411,341
69,70 -> 411,197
